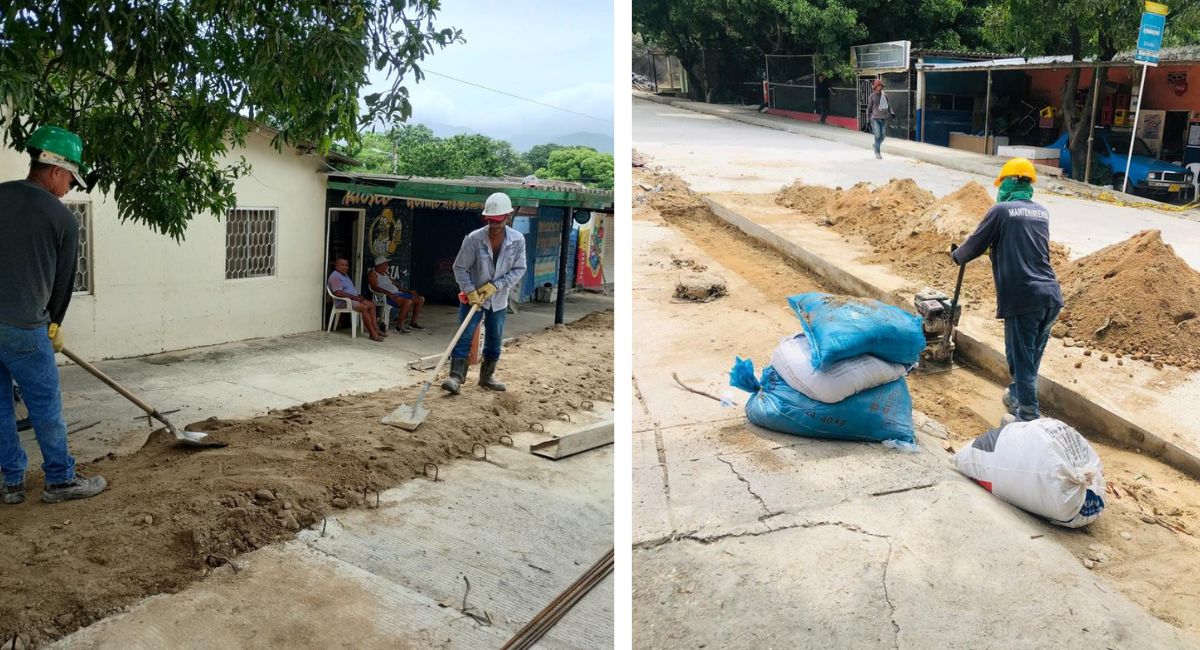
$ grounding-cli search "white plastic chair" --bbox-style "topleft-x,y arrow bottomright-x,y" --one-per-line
372,293 -> 391,330
326,284 -> 359,339
1187,163 -> 1200,202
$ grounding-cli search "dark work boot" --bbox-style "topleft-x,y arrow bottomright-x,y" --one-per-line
441,357 -> 468,395
3,482 -> 25,505
479,358 -> 506,391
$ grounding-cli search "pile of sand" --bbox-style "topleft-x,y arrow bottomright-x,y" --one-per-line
823,178 -> 935,233
1059,230 -> 1200,368
774,181 -> 836,215
906,181 -> 995,240
644,172 -> 706,222
0,312 -> 614,647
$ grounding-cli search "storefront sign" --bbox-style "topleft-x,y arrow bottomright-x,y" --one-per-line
341,191 -> 397,206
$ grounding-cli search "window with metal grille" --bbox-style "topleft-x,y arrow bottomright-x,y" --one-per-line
63,201 -> 92,294
225,208 -> 277,279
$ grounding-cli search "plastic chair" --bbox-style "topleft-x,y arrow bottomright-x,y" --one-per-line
1187,163 -> 1200,202
326,284 -> 359,338
372,293 -> 391,330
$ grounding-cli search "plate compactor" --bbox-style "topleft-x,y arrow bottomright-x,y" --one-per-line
913,262 -> 966,375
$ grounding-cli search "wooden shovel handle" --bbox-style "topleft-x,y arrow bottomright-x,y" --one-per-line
59,347 -> 158,418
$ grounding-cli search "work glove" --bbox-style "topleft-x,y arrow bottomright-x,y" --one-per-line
47,323 -> 64,352
476,282 -> 497,302
466,289 -> 483,306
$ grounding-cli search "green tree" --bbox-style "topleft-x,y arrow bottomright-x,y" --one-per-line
984,1 -> 1200,182
0,1 -> 461,239
524,143 -> 570,172
633,0 -> 992,102
341,125 -> 532,177
536,147 -> 614,189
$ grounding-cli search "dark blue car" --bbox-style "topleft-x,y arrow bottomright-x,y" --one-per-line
1050,130 -> 1193,200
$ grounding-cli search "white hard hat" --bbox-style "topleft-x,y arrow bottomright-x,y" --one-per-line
482,192 -> 513,217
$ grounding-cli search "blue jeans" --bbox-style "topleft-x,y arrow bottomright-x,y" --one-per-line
1004,306 -> 1061,421
0,323 -> 75,486
451,305 -> 507,361
871,118 -> 886,155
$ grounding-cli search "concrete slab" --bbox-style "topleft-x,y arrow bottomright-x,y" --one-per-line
51,426 -> 613,649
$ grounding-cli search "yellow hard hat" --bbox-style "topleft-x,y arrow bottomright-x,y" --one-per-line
994,157 -> 1037,187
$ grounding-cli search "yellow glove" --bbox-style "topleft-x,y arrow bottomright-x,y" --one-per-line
47,323 -> 64,352
476,282 -> 497,302
466,289 -> 483,306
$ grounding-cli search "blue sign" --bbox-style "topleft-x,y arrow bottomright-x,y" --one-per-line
1134,11 -> 1166,65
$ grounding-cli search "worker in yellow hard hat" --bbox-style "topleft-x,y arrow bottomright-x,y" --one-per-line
1,125 -> 107,505
951,157 -> 1063,424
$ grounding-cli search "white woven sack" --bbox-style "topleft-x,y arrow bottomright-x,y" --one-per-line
770,333 -> 909,404
954,418 -> 1105,528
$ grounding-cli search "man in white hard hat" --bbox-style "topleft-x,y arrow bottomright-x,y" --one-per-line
0,125 -> 107,505
441,192 -> 527,394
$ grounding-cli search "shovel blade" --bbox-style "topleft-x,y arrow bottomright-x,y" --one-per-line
382,403 -> 429,431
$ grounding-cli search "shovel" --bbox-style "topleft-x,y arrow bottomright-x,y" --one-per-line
382,303 -> 481,430
59,347 -> 226,448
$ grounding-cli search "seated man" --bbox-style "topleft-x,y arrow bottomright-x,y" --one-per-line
328,257 -> 386,341
367,256 -> 425,333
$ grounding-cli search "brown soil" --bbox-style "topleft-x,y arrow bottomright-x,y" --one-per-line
772,178 -> 1072,317
643,163 -> 1200,634
0,312 -> 613,647
1058,230 -> 1200,369
675,274 -> 728,302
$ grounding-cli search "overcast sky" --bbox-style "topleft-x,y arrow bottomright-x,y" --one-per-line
365,0 -> 614,145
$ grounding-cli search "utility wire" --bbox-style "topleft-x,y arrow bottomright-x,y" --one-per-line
423,68 -> 612,124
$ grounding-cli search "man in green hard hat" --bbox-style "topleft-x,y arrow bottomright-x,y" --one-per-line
0,125 -> 107,505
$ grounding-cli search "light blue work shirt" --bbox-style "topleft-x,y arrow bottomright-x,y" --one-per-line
453,225 -> 527,312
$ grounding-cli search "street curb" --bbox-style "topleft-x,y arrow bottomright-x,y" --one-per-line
699,195 -> 1200,481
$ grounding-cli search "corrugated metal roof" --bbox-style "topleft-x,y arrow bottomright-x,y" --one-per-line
1114,44 -> 1200,64
325,171 -> 608,195
912,48 -> 1020,60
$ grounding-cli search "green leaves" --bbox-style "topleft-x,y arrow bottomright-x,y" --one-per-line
536,147 -> 614,190
0,1 -> 462,239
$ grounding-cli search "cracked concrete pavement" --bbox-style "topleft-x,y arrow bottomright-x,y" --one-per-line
631,194 -> 1199,648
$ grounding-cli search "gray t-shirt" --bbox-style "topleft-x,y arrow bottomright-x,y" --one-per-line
953,199 -> 1063,319
0,180 -> 79,328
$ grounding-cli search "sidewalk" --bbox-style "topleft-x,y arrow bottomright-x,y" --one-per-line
27,293 -> 612,465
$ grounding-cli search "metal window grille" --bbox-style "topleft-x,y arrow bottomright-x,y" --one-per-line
225,208 -> 277,279
63,201 -> 92,294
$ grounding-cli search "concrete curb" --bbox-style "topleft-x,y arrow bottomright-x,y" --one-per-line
634,92 -> 1187,214
700,195 -> 1200,480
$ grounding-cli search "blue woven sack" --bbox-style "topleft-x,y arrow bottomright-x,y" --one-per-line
730,357 -> 914,444
788,293 -> 925,370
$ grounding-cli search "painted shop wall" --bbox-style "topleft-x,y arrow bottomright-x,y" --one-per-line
0,130 -> 328,360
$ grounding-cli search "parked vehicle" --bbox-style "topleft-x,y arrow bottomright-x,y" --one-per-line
1050,129 -> 1193,200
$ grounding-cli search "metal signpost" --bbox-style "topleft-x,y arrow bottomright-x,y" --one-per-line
1122,2 -> 1169,194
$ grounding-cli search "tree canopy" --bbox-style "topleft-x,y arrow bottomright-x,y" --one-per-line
341,125 -> 532,177
536,147 -> 615,190
0,1 -> 461,239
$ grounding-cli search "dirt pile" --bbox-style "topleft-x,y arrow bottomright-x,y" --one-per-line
1059,230 -> 1200,368
643,172 -> 706,222
908,181 -> 994,240
0,312 -> 613,647
823,178 -> 935,233
675,273 -> 728,302
774,181 -> 835,214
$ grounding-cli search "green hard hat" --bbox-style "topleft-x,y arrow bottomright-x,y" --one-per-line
26,125 -> 90,188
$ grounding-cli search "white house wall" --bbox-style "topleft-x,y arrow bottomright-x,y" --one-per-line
0,130 -> 327,360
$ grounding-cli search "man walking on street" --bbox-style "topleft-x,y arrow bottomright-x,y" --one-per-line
952,158 -> 1063,423
815,73 -> 835,125
1,125 -> 107,504
867,78 -> 892,159
441,193 -> 527,394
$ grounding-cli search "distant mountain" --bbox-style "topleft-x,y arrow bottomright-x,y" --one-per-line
509,131 -> 614,154
418,121 -> 476,138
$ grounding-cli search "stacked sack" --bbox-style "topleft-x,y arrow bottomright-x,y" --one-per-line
954,418 -> 1105,528
730,293 -> 926,444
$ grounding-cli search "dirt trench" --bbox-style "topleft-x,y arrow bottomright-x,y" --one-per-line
636,166 -> 1200,635
0,312 -> 613,648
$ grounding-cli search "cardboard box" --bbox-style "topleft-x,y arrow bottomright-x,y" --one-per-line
949,132 -> 1005,155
